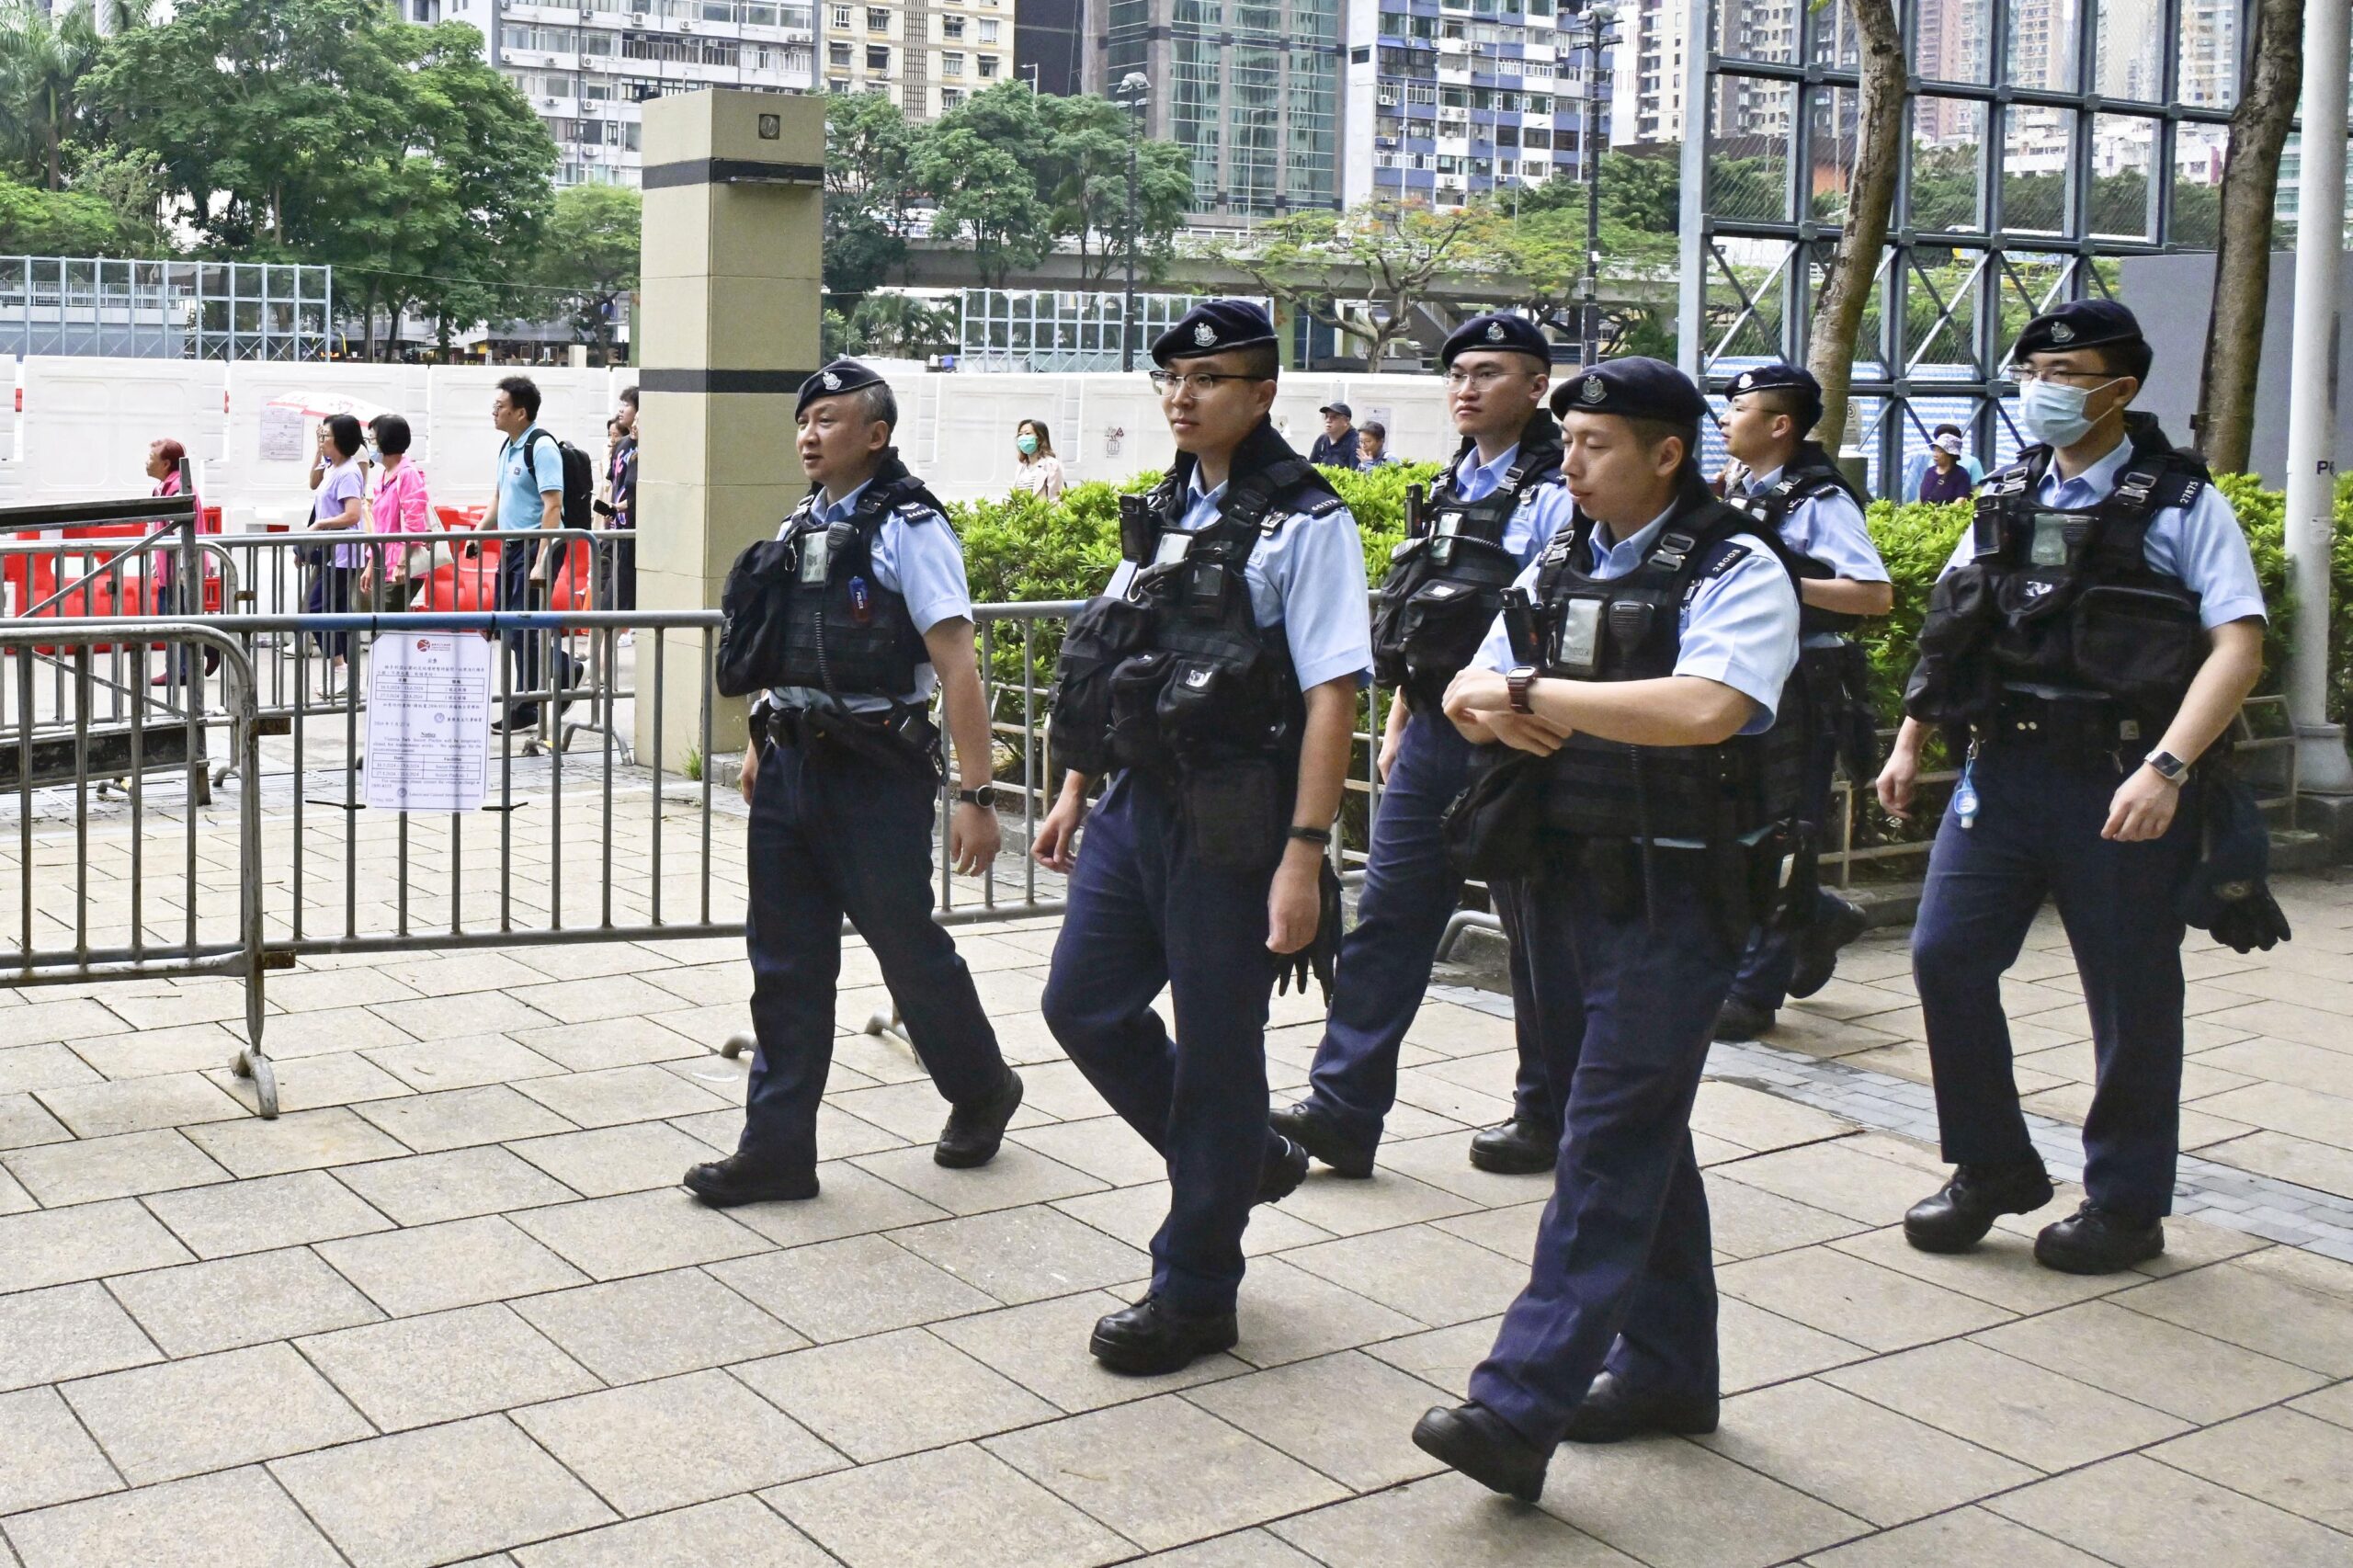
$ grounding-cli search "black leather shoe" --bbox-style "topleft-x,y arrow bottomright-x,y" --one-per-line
1269,1098 -> 1376,1179
682,1153 -> 819,1208
1088,1294 -> 1239,1376
1257,1134 -> 1311,1204
1468,1118 -> 1558,1176
1788,894 -> 1869,999
2035,1203 -> 2164,1274
935,1069 -> 1024,1168
1903,1162 -> 2055,1253
1412,1402 -> 1549,1503
1559,1369 -> 1719,1444
1712,996 -> 1775,1041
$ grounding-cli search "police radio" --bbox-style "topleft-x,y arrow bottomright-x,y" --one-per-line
1501,586 -> 1541,667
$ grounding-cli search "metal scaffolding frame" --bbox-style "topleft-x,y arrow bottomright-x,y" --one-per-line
0,257 -> 333,362
1675,0 -> 2245,495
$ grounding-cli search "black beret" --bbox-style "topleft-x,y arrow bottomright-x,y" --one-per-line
797,358 -> 887,419
1151,299 -> 1277,366
1440,312 -> 1552,368
1724,360 -> 1823,428
2011,299 -> 2143,360
1548,357 -> 1707,426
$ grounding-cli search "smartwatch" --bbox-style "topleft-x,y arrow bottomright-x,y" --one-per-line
956,784 -> 998,809
1506,665 -> 1540,714
2143,749 -> 2188,786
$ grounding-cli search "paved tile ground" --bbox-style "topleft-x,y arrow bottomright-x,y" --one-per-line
4,768 -> 2352,1564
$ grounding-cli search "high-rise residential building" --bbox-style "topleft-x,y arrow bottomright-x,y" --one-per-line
1016,0 -> 1085,94
1609,0 -> 1687,146
438,0 -> 815,186
1342,0 -> 1614,209
822,0 -> 1017,118
1914,0 -> 1987,144
1089,0 -> 1343,222
2177,0 -> 2238,108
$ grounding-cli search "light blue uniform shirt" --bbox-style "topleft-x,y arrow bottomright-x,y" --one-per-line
1474,504 -> 1802,734
494,426 -> 564,531
1448,441 -> 1576,571
1105,472 -> 1372,692
1745,462 -> 1889,650
1938,435 -> 2268,629
771,475 -> 974,712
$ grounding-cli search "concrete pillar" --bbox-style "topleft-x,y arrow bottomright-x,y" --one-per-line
633,89 -> 824,769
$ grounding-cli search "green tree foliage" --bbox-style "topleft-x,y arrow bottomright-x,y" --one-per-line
821,291 -> 959,360
1211,198 -> 1514,366
0,0 -> 101,192
824,90 -> 918,297
0,168 -> 120,252
530,183 -> 640,362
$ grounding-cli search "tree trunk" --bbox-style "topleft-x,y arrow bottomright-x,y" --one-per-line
1804,0 -> 1904,449
2195,0 -> 2302,473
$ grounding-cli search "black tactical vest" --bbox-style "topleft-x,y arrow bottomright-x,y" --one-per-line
1531,489 -> 1808,844
1049,421 -> 1343,781
713,454 -> 941,703
1372,411 -> 1564,710
1729,441 -> 1870,638
1904,416 -> 2208,734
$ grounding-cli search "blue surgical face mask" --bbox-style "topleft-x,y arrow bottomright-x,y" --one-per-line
1016,434 -> 1039,457
2016,377 -> 2117,449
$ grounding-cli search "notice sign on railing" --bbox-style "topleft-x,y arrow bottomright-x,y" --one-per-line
365,632 -> 492,812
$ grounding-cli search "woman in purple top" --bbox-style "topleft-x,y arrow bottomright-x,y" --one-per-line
1917,431 -> 1977,504
306,413 -> 366,676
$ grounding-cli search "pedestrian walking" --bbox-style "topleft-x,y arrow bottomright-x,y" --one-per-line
482,376 -> 580,733
358,415 -> 431,611
1013,419 -> 1066,501
305,414 -> 366,681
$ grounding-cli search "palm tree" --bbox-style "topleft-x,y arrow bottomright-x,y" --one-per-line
0,0 -> 105,192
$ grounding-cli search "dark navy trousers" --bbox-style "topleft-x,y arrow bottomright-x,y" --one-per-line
1729,701 -> 1847,1011
1041,769 -> 1280,1315
1306,713 -> 1553,1147
738,737 -> 1006,1165
1912,741 -> 2197,1221
1470,859 -> 1732,1449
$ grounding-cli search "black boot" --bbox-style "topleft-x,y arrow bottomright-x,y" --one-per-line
1712,996 -> 1775,1041
2035,1203 -> 2164,1274
1788,894 -> 1868,999
1088,1294 -> 1239,1376
1269,1098 -> 1376,1179
682,1153 -> 819,1208
1257,1133 -> 1311,1204
1468,1117 -> 1558,1176
1559,1370 -> 1719,1444
1412,1402 -> 1549,1503
935,1069 -> 1023,1169
1902,1162 -> 2055,1253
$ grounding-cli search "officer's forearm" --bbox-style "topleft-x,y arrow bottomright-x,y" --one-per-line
1291,679 -> 1358,831
2158,619 -> 2264,767
1527,674 -> 1756,747
1383,690 -> 1411,742
1889,716 -> 1929,759
923,619 -> 995,789
1802,577 -> 1893,618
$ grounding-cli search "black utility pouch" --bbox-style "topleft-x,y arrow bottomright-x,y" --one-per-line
1181,758 -> 1284,873
1047,596 -> 1155,776
1155,654 -> 1267,755
2071,583 -> 2203,711
1107,650 -> 1178,771
1440,750 -> 1547,881
715,537 -> 798,699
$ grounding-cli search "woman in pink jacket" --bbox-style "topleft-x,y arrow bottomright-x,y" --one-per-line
359,414 -> 433,609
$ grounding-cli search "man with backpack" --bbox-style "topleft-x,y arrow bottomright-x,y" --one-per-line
484,375 -> 587,733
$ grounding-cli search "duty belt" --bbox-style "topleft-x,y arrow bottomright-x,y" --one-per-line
1984,687 -> 2148,763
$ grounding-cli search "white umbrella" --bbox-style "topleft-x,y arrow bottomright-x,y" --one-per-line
263,391 -> 396,425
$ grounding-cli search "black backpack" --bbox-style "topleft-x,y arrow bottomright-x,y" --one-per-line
526,427 -> 597,530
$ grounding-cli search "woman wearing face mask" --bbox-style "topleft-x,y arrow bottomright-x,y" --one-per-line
1012,419 -> 1065,502
1916,428 -> 1976,503
358,415 -> 432,611
305,413 -> 367,683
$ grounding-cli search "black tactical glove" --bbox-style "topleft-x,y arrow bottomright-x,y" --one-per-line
2208,888 -> 2292,954
1277,858 -> 1344,1006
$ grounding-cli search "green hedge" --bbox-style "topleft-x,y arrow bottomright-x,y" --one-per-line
949,464 -> 2353,736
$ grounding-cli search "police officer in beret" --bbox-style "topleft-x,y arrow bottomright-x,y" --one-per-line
686,359 -> 1024,1206
1411,357 -> 1803,1502
1714,362 -> 1893,1040
1272,312 -> 1574,1181
1037,301 -> 1370,1373
1881,300 -> 2266,1273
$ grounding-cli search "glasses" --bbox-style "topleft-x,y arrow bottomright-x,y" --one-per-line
1443,366 -> 1536,391
1146,370 -> 1261,395
2006,365 -> 2117,387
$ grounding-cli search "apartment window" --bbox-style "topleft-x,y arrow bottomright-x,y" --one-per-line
866,6 -> 887,29
1439,85 -> 1466,107
977,17 -> 996,41
501,24 -> 576,51
940,86 -> 966,108
1522,126 -> 1552,148
828,75 -> 850,92
1405,83 -> 1436,105
867,43 -> 890,68
941,51 -> 964,75
1442,19 -> 1464,39
829,40 -> 850,64
830,4 -> 848,23
978,53 -> 998,76
942,14 -> 964,38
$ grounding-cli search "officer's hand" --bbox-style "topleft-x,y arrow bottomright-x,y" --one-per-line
1033,794 -> 1086,872
1267,846 -> 1322,956
949,801 -> 1002,877
1483,711 -> 1571,756
1442,667 -> 1513,720
1376,726 -> 1404,784
737,742 -> 759,804
2103,765 -> 2180,843
1875,747 -> 1919,820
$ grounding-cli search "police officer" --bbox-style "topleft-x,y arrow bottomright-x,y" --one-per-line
686,359 -> 1024,1206
1713,362 -> 1893,1040
1881,301 -> 2265,1274
1271,312 -> 1575,1180
1410,358 -> 1803,1502
1036,301 -> 1370,1374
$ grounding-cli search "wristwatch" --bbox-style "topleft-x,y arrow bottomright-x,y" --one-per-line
1506,665 -> 1540,714
2143,749 -> 2188,786
955,784 -> 998,809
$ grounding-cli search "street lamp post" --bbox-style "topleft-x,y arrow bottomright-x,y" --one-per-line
1572,2 -> 1617,367
1116,72 -> 1151,373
